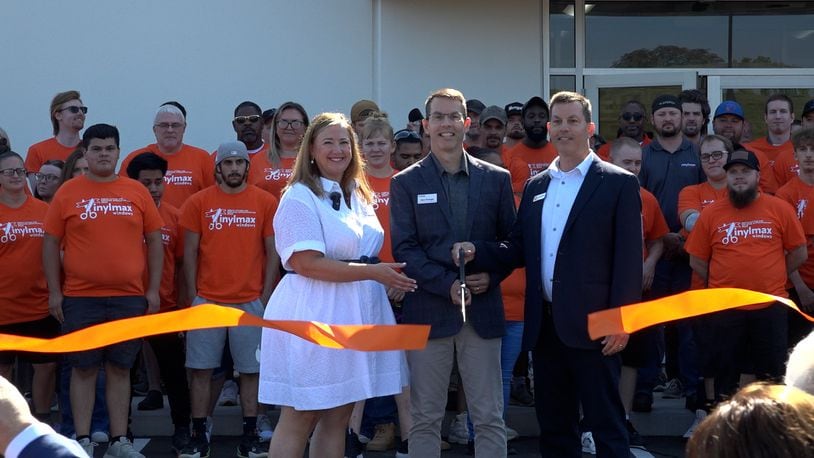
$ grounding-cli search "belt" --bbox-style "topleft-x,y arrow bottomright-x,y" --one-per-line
286,255 -> 381,275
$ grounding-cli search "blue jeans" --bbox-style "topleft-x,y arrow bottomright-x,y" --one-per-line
59,361 -> 109,436
361,395 -> 397,438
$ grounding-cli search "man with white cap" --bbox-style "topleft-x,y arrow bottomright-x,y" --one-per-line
179,141 -> 279,458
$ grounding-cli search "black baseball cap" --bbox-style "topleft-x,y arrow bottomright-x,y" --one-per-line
723,149 -> 760,171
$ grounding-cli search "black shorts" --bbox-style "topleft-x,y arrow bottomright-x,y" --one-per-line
0,315 -> 61,364
620,326 -> 659,368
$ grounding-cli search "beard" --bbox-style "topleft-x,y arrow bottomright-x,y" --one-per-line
658,125 -> 679,138
728,185 -> 758,209
507,128 -> 525,140
525,125 -> 548,143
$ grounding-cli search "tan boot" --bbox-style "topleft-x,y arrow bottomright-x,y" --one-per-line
366,422 -> 397,451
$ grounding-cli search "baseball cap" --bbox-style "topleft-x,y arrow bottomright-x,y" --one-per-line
261,108 -> 276,123
408,108 -> 424,123
522,96 -> 549,116
505,102 -> 523,116
802,99 -> 814,117
351,99 -> 379,124
215,141 -> 250,165
723,149 -> 759,171
651,95 -> 681,114
480,105 -> 508,126
466,99 -> 486,115
714,101 -> 745,120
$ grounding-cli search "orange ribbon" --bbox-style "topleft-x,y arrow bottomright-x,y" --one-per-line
588,288 -> 814,340
0,304 -> 430,353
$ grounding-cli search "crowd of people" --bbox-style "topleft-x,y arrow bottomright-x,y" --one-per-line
0,87 -> 813,458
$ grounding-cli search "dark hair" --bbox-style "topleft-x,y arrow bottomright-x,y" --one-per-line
620,100 -> 646,114
765,94 -> 794,114
161,101 -> 187,119
82,124 -> 120,149
234,101 -> 262,117
679,89 -> 711,119
793,128 -> 814,150
126,152 -> 168,179
60,148 -> 85,184
0,151 -> 24,167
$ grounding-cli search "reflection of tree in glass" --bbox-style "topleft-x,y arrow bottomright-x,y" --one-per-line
612,45 -> 724,68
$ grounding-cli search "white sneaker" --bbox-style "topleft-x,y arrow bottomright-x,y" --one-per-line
78,437 -> 96,456
683,409 -> 708,439
218,380 -> 239,406
103,437 -> 144,458
91,430 -> 110,443
447,412 -> 469,445
506,426 -> 519,441
257,413 -> 274,441
581,431 -> 597,455
205,416 -> 214,442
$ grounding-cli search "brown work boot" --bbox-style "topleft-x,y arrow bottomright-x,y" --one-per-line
366,422 -> 396,451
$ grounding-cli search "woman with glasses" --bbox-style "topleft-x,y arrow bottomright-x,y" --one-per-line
0,151 -> 60,430
251,101 -> 309,198
33,160 -> 64,203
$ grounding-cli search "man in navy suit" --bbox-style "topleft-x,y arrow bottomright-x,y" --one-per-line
0,376 -> 88,458
456,91 -> 642,457
391,88 -> 516,457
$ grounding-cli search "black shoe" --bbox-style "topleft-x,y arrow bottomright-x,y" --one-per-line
626,420 -> 646,448
344,429 -> 365,458
507,445 -> 519,455
237,434 -> 268,458
171,426 -> 191,454
396,439 -> 408,457
137,390 -> 164,411
510,378 -> 534,406
178,433 -> 209,458
631,392 -> 652,413
466,440 -> 474,455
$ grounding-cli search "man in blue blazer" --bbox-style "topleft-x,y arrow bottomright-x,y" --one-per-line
1,376 -> 88,458
391,88 -> 516,457
457,91 -> 643,457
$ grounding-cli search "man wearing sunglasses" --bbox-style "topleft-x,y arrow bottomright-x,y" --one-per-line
231,101 -> 267,159
119,103 -> 214,209
25,90 -> 86,188
596,100 -> 650,162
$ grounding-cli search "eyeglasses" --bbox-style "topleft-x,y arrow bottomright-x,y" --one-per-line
58,106 -> 88,114
154,122 -> 185,130
700,151 -> 726,162
394,130 -> 420,141
0,168 -> 27,177
428,112 -> 465,123
34,172 -> 61,182
621,112 -> 644,122
276,119 -> 305,129
234,115 -> 261,125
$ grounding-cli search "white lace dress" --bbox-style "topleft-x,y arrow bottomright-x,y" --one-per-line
258,178 -> 408,410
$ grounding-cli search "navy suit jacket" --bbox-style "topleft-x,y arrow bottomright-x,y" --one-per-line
473,157 -> 642,351
16,433 -> 87,458
390,152 -> 516,339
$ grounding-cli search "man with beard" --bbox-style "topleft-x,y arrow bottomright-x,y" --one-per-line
503,102 -> 525,150
596,100 -> 650,162
638,95 -> 703,412
119,104 -> 214,208
711,101 -> 775,193
26,90 -> 86,188
479,105 -> 508,156
679,90 -> 709,146
232,101 -> 267,159
747,95 -> 797,189
685,149 -> 806,402
504,96 -> 558,196
179,141 -> 279,458
464,99 -> 486,148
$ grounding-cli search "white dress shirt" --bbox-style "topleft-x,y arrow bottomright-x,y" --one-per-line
540,152 -> 596,302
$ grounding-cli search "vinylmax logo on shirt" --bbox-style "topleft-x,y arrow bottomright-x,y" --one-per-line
75,198 -> 134,220
204,208 -> 257,230
680,163 -> 698,167
264,168 -> 293,181
0,221 -> 44,243
717,219 -> 773,245
165,170 -> 194,186
372,191 -> 390,211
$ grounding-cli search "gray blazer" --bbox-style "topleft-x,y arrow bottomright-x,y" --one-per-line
390,152 -> 516,339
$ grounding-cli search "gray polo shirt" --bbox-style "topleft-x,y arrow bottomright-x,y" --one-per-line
639,137 -> 704,232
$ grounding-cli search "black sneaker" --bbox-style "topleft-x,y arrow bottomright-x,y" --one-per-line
396,439 -> 408,458
344,428 -> 365,458
171,426 -> 191,454
631,392 -> 652,413
237,434 -> 268,458
178,433 -> 209,458
137,390 -> 164,411
510,378 -> 534,406
626,420 -> 646,449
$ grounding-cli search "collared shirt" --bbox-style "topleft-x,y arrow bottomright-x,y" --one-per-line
541,152 -> 596,302
639,137 -> 703,232
430,152 -> 470,241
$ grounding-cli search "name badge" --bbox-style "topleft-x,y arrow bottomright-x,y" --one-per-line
532,192 -> 546,202
417,193 -> 438,204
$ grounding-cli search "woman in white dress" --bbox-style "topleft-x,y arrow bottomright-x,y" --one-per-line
260,112 -> 416,458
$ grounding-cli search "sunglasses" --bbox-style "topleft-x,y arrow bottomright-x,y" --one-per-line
394,130 -> 420,141
621,112 -> 644,122
234,115 -> 261,124
59,106 -> 88,114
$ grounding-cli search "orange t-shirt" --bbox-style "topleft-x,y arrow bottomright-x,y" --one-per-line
249,154 -> 296,199
180,184 -> 278,303
596,136 -> 651,162
0,197 -> 50,324
775,176 -> 814,288
504,142 -> 558,193
500,194 -> 524,321
45,176 -> 164,297
25,137 -> 79,172
365,171 -> 396,263
642,188 -> 669,259
678,181 -> 730,289
746,137 -> 796,190
685,194 -> 806,303
143,202 -> 184,311
119,144 -> 215,208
